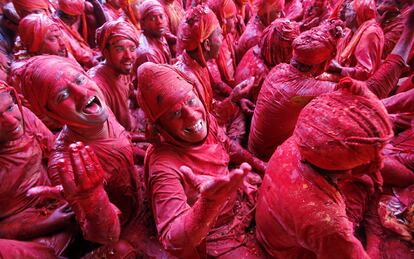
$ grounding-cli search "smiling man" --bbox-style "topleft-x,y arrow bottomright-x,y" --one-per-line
135,0 -> 172,67
88,20 -> 138,131
18,55 -> 167,258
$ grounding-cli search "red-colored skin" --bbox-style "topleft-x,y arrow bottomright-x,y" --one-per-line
89,37 -> 137,131
0,95 -> 73,257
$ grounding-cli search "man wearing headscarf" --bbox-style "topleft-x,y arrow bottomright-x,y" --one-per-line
236,0 -> 284,62
19,55 -> 168,258
327,0 -> 384,81
0,3 -> 19,81
159,0 -> 185,36
12,0 -> 50,18
88,20 -> 139,131
176,5 -> 255,143
103,0 -> 124,21
300,0 -> 333,31
53,0 -> 100,68
256,85 -> 393,258
119,0 -> 141,30
235,18 -> 300,103
137,62 -> 267,258
135,0 -> 172,66
0,82 -> 74,258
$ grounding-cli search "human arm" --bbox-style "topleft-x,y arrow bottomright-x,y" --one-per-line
149,162 -> 250,257
57,142 -> 121,244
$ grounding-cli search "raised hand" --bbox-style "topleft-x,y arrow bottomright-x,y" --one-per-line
179,163 -> 251,201
57,142 -> 104,200
230,76 -> 255,103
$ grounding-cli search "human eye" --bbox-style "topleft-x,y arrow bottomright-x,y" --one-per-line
57,89 -> 69,103
172,109 -> 181,118
187,97 -> 196,106
75,75 -> 86,85
7,104 -> 14,112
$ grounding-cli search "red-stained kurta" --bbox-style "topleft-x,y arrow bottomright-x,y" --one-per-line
236,16 -> 264,61
135,33 -> 172,67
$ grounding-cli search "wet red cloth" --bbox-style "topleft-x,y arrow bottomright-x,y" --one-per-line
161,0 -> 185,35
12,0 -> 50,17
88,64 -> 134,131
256,90 -> 391,258
52,17 -> 97,69
236,16 -> 265,62
103,2 -> 124,21
0,106 -> 73,256
18,14 -> 58,54
135,33 -> 172,66
59,0 -> 85,16
248,63 -> 336,161
284,0 -> 303,21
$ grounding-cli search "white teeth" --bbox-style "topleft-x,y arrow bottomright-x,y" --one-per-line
184,120 -> 203,134
86,96 -> 95,106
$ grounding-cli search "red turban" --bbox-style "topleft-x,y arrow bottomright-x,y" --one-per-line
177,5 -> 220,65
18,14 -> 58,54
259,18 -> 300,66
207,0 -> 237,25
292,19 -> 344,65
59,0 -> 85,15
12,0 -> 49,17
96,21 -> 140,52
136,62 -> 194,123
253,0 -> 284,16
354,0 -> 376,26
294,85 -> 393,171
139,0 -> 164,21
19,55 -> 94,126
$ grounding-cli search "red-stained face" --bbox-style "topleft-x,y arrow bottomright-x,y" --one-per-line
104,37 -> 137,75
203,28 -> 223,61
141,8 -> 168,38
40,25 -> 68,57
158,91 -> 208,143
0,92 -> 23,143
47,67 -> 109,128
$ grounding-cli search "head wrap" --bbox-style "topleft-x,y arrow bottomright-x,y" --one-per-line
18,13 -> 58,54
96,20 -> 139,52
292,19 -> 344,65
253,0 -> 284,17
294,83 -> 393,171
58,0 -> 85,16
0,80 -> 25,131
353,0 -> 376,26
207,0 -> 237,25
137,62 -> 194,123
139,0 -> 164,21
19,55 -> 90,126
177,5 -> 220,64
12,0 -> 49,17
259,18 -> 300,66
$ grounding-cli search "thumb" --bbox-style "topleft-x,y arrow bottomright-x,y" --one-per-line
239,162 -> 252,176
179,165 -> 200,188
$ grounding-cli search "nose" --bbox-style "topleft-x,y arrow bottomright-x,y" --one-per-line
58,36 -> 65,47
125,49 -> 133,59
0,112 -> 18,126
181,106 -> 198,121
69,83 -> 89,107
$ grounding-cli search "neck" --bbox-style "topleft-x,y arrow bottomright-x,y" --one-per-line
186,49 -> 206,67
68,122 -> 109,140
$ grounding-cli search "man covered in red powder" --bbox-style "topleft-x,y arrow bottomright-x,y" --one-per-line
135,0 -> 172,67
88,20 -> 138,131
160,0 -> 185,36
0,82 -> 74,258
327,0 -> 384,81
137,62 -> 266,258
103,0 -> 124,21
53,0 -> 99,68
248,20 -> 343,161
256,84 -> 393,258
236,0 -> 284,62
18,55 -> 168,258
235,18 -> 300,104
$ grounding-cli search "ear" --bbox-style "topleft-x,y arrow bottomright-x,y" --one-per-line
202,39 -> 211,52
102,48 -> 110,59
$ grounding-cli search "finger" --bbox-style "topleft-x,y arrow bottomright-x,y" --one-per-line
239,162 -> 252,176
85,145 -> 105,181
69,143 -> 87,186
179,165 -> 200,188
58,159 -> 77,194
228,168 -> 247,188
26,185 -> 64,200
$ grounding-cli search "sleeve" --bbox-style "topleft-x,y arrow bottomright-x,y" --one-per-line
342,27 -> 384,81
366,54 -> 409,99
